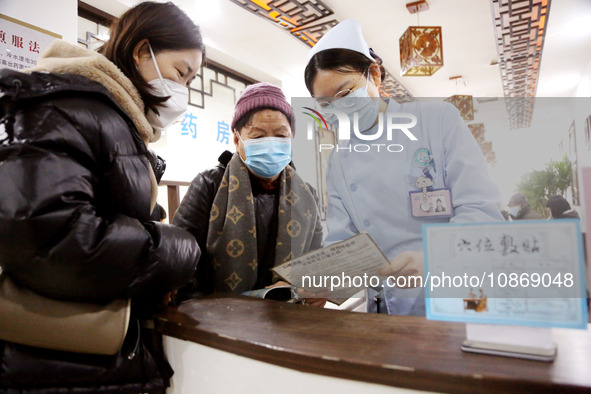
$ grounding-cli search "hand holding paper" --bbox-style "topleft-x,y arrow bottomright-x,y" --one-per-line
265,281 -> 328,307
297,288 -> 329,307
271,233 -> 390,304
265,280 -> 291,289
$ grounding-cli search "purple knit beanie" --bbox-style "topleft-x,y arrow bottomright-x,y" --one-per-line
231,82 -> 295,133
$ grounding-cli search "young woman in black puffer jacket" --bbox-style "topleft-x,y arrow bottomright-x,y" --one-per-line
0,2 -> 203,392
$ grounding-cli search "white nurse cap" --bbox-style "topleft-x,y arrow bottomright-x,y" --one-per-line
306,19 -> 374,64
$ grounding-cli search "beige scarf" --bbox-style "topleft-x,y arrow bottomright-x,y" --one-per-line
207,154 -> 319,293
26,40 -> 158,210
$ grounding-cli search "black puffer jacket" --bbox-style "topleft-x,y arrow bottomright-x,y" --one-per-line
0,69 -> 200,392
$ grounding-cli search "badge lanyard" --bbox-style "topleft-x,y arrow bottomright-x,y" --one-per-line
410,148 -> 453,219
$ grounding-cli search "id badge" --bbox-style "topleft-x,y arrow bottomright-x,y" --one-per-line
409,188 -> 453,219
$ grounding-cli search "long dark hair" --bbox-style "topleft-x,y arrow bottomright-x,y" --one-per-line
304,48 -> 385,96
98,1 -> 205,114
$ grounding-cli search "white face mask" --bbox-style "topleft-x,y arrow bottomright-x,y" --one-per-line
145,43 -> 189,130
508,205 -> 520,217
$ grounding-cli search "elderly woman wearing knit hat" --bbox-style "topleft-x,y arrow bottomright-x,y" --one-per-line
173,83 -> 324,305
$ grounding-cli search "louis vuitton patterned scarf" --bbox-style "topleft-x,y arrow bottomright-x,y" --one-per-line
207,153 -> 319,293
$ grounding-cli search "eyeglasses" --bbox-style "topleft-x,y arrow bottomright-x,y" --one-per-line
315,70 -> 369,109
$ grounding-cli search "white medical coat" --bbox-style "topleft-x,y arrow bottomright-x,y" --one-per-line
323,99 -> 504,314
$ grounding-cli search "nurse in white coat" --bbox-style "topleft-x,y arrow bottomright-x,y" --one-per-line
304,20 -> 504,315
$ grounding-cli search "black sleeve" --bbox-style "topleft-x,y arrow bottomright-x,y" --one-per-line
0,106 -> 200,303
172,167 -> 224,298
172,168 -> 223,248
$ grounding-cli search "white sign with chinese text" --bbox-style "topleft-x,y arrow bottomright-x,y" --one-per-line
153,83 -> 236,183
424,220 -> 588,329
0,13 -> 61,71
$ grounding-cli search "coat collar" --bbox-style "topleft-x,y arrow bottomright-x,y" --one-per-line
27,40 -> 158,144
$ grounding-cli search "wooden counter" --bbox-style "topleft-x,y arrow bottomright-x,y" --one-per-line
155,295 -> 591,393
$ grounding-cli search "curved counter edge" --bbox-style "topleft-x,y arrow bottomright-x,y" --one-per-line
154,295 -> 591,393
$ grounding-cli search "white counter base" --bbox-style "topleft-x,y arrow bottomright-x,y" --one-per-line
164,336 -> 432,394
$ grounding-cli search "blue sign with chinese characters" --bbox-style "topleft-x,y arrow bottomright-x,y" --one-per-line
217,121 -> 230,144
181,112 -> 197,139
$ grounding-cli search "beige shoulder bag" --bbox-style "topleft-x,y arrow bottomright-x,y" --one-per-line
0,268 -> 131,355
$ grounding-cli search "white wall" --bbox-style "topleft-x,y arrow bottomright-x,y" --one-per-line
573,59 -> 591,233
575,57 -> 591,173
1,0 -> 77,44
576,58 -> 591,99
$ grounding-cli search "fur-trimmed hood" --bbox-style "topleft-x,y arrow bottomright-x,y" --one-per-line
28,40 -> 159,144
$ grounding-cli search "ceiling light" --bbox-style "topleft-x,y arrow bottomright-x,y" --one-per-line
399,0 -> 443,77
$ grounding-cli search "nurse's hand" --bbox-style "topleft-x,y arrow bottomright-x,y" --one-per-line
378,251 -> 424,288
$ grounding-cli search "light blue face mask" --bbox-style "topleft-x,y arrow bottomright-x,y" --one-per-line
237,134 -> 292,178
319,70 -> 379,132
508,205 -> 520,217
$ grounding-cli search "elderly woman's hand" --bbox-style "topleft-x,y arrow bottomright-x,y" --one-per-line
297,288 -> 328,308
265,280 -> 291,288
159,290 -> 178,308
266,281 -> 327,307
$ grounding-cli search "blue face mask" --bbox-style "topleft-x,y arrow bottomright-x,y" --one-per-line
237,134 -> 292,178
508,205 -> 520,218
319,70 -> 379,133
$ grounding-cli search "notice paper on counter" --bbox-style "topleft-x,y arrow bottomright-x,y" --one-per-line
423,220 -> 588,329
272,232 -> 390,303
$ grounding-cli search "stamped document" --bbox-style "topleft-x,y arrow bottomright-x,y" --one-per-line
272,232 -> 390,302
423,220 -> 588,329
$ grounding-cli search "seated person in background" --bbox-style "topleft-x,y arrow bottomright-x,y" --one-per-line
173,83 -> 324,305
546,195 -> 580,219
507,193 -> 543,220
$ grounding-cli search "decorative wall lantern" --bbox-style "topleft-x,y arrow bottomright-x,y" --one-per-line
445,76 -> 474,121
